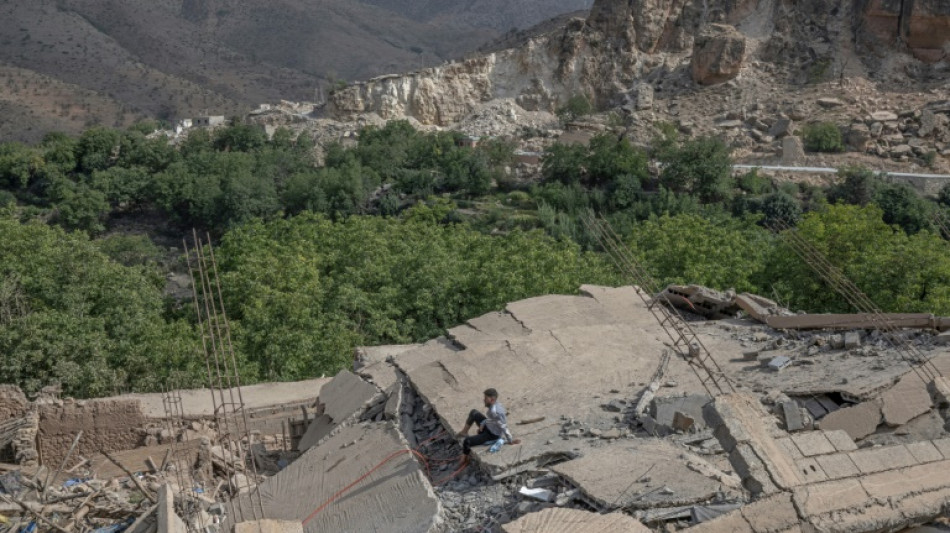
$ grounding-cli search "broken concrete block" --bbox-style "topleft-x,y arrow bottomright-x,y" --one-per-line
158,483 -> 186,533
234,520 -> 304,533
881,373 -> 933,427
843,331 -> 861,349
729,443 -> 779,495
933,331 -> 950,345
818,400 -> 882,441
768,356 -> 792,372
929,377 -> 950,407
740,493 -> 800,533
651,394 -> 709,433
501,508 -> 650,533
780,401 -> 804,432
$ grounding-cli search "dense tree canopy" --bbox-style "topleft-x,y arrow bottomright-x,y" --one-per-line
216,211 -> 619,381
0,217 -> 202,397
2,119 -> 949,398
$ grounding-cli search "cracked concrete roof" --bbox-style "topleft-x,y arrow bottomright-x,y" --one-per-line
226,423 -> 441,533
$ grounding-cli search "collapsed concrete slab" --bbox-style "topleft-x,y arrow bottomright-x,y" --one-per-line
551,439 -> 732,510
818,400 -> 882,440
227,423 -> 440,533
501,507 -> 651,533
697,393 -> 950,532
233,520 -> 304,533
296,369 -> 380,452
117,378 -> 330,418
389,288 -> 707,477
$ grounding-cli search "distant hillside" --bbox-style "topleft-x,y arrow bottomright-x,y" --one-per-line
0,0 -> 588,142
360,0 -> 593,30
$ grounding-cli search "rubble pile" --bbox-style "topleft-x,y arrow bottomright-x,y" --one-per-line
4,285 -> 950,531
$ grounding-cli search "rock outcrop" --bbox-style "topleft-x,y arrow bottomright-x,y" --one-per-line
327,0 -> 950,126
863,0 -> 950,62
690,24 -> 746,85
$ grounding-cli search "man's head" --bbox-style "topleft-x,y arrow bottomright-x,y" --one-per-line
483,388 -> 498,407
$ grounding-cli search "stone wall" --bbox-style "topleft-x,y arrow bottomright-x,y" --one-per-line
0,385 -> 28,422
38,399 -> 145,466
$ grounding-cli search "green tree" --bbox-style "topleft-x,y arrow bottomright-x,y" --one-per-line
766,204 -> 950,314
0,217 -> 202,396
541,143 -> 588,185
658,136 -> 733,203
626,213 -> 770,292
215,214 -> 617,380
873,182 -> 933,234
829,166 -> 879,206
556,94 -> 593,123
759,191 -> 802,227
586,134 -> 648,188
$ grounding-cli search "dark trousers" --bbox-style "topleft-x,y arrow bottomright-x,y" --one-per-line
463,409 -> 496,455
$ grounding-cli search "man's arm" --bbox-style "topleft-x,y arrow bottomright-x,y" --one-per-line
494,405 -> 515,443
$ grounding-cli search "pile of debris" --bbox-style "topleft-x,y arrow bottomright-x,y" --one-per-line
4,284 -> 950,532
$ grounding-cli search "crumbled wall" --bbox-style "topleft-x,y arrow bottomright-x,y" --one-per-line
38,399 -> 145,466
0,385 -> 28,422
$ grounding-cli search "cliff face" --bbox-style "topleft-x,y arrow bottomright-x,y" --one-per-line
863,0 -> 950,62
327,0 -> 950,126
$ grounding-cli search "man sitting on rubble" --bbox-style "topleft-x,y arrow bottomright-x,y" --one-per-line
457,388 -> 520,461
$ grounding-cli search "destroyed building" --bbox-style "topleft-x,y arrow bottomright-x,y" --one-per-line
2,282 -> 950,531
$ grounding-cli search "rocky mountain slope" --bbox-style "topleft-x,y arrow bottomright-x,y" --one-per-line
327,0 -> 950,125
0,0 -> 586,142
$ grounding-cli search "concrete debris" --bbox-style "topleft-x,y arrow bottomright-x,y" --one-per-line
551,439 -> 734,510
295,369 -> 380,452
657,285 -> 739,319
226,423 -> 440,533
818,400 -> 883,440
502,507 -> 650,533
5,286 -> 950,532
234,520 -> 304,533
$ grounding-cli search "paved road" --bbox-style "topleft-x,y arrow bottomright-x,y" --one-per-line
734,164 -> 950,180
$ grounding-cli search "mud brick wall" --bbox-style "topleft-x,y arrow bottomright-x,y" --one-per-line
0,385 -> 28,422
38,399 -> 145,466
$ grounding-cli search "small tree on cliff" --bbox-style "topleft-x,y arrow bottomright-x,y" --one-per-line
557,94 -> 593,123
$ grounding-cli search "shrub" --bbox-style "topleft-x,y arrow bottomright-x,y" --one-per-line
802,122 -> 844,153
556,94 -> 592,123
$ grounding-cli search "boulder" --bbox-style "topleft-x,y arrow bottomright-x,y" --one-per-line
782,136 -> 806,164
691,24 -> 746,85
847,123 -> 872,151
769,118 -> 794,139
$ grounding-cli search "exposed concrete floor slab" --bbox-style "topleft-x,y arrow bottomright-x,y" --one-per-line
355,344 -> 421,390
501,507 -> 650,532
392,290 -> 706,475
551,439 -> 730,509
226,423 -> 440,533
317,370 -> 379,422
697,320 -> 920,399
115,378 -> 330,418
